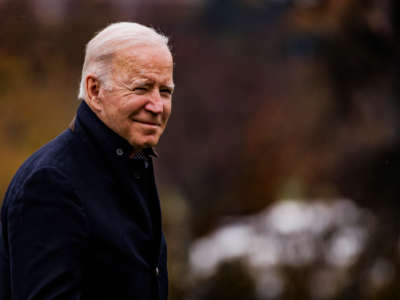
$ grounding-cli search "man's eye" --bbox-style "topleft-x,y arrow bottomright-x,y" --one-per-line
160,89 -> 172,95
133,87 -> 147,93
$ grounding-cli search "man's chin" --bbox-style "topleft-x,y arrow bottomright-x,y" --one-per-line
129,137 -> 159,150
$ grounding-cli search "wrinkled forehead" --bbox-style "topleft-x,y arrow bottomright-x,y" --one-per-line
111,43 -> 173,79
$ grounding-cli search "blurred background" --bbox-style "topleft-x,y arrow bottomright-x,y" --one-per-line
1,0 -> 400,299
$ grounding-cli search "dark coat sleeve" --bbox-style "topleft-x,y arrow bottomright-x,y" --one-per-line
6,167 -> 88,300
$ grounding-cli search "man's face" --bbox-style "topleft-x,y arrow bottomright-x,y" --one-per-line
95,44 -> 174,150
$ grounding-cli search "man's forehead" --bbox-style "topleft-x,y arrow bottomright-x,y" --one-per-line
113,46 -> 172,71
115,44 -> 173,65
109,44 -> 173,84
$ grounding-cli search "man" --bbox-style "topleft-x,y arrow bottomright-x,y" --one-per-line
0,22 -> 174,300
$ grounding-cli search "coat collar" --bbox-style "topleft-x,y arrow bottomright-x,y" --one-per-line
70,101 -> 158,161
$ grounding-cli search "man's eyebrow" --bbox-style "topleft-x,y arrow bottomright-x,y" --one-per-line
131,79 -> 151,85
127,79 -> 175,90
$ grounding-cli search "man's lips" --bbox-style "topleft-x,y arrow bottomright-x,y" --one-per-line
132,119 -> 161,126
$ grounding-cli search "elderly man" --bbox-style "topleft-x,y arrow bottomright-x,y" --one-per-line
0,22 -> 174,300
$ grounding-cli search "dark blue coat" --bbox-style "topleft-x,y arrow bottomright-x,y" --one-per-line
0,101 -> 168,300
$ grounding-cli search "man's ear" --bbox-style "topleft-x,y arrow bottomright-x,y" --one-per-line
85,75 -> 103,113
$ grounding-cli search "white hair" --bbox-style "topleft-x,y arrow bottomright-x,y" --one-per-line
78,22 -> 170,100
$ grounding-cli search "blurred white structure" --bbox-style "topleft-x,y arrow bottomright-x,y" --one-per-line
189,198 -> 375,299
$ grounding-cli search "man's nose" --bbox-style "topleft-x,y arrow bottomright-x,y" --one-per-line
145,91 -> 163,114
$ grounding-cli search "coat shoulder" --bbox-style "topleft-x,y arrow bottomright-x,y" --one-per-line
3,129 -> 83,206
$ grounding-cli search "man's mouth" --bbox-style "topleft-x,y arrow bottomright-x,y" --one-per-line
132,119 -> 160,127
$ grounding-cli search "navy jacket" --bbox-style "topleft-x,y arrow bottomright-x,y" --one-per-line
0,101 -> 168,300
